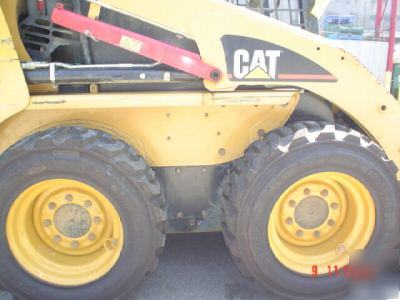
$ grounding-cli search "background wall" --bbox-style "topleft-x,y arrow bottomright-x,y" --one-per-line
323,0 -> 399,34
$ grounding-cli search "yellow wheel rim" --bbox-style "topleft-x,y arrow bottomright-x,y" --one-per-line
268,172 -> 375,275
6,179 -> 124,286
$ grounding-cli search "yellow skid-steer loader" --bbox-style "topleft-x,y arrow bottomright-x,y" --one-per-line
0,0 -> 399,299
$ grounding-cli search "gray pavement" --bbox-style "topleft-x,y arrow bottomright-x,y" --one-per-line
1,233 -> 399,300
134,233 -> 268,300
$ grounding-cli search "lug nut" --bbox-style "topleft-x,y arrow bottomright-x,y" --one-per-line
48,202 -> 56,210
88,233 -> 96,241
43,219 -> 52,227
313,231 -> 321,238
331,202 -> 339,210
285,217 -> 293,225
53,235 -> 61,243
289,200 -> 296,207
84,200 -> 92,208
71,241 -> 79,249
304,188 -> 311,196
296,230 -> 304,237
321,189 -> 329,197
93,216 -> 102,224
65,194 -> 73,202
328,219 -> 336,226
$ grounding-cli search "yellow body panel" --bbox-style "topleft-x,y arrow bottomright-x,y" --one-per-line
0,0 -> 399,175
0,91 -> 298,166
0,5 -> 29,124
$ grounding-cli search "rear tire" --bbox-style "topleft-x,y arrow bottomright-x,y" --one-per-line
0,126 -> 166,300
221,122 -> 400,299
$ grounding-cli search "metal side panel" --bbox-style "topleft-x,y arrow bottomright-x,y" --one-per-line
0,6 -> 30,124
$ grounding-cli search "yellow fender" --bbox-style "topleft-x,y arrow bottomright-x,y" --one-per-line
0,5 -> 29,123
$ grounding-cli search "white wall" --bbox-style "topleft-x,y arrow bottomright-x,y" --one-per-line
329,40 -> 388,83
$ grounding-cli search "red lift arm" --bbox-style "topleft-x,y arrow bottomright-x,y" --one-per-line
51,5 -> 222,82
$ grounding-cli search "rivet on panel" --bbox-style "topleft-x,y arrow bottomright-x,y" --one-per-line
257,129 -> 265,137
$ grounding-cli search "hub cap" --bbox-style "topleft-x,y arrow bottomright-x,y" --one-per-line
268,172 -> 375,275
6,179 -> 124,286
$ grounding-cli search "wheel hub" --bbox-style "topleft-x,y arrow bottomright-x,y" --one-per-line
54,203 -> 91,238
276,180 -> 345,247
35,185 -> 110,256
294,196 -> 329,229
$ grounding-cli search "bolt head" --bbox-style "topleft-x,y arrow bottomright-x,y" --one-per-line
43,219 -> 52,227
321,189 -> 329,197
105,238 -> 118,250
328,219 -> 336,226
48,202 -> 56,210
65,194 -> 73,202
313,231 -> 321,238
331,202 -> 339,210
296,230 -> 304,237
285,217 -> 293,225
93,216 -> 102,224
336,244 -> 346,254
304,188 -> 311,196
84,200 -> 92,208
53,235 -> 61,243
88,233 -> 96,241
289,200 -> 296,207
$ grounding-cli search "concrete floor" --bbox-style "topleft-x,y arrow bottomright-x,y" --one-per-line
1,233 -> 399,300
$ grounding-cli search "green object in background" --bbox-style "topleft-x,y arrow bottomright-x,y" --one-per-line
391,63 -> 400,98
322,15 -> 364,40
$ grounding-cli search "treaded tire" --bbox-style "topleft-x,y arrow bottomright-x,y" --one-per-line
220,121 -> 400,299
0,126 -> 166,300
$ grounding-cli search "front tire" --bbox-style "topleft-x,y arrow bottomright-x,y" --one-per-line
221,122 -> 400,299
0,127 -> 166,300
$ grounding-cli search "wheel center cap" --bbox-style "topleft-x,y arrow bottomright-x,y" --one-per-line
54,203 -> 91,238
294,196 -> 329,229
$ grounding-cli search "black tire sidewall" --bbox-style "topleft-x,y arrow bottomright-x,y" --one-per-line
236,142 -> 400,298
0,149 -> 157,300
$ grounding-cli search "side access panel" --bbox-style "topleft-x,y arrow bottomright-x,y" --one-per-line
0,5 -> 29,123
